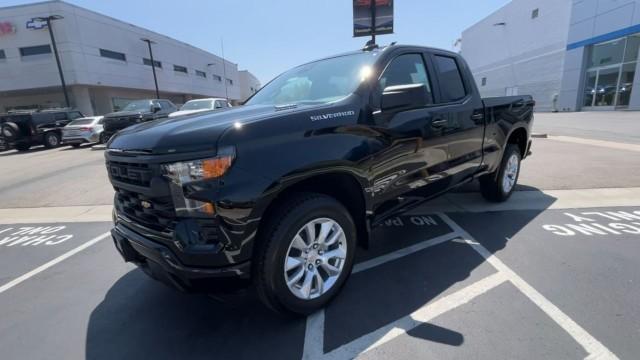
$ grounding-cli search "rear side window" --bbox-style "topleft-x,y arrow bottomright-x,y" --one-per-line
54,113 -> 68,120
159,101 -> 174,110
433,55 -> 467,102
379,53 -> 433,104
69,112 -> 83,120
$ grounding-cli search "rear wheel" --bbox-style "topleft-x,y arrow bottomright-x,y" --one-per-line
479,144 -> 521,202
43,132 -> 61,149
255,193 -> 356,315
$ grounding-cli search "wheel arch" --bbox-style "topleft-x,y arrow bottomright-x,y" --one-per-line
256,171 -> 370,252
506,126 -> 528,159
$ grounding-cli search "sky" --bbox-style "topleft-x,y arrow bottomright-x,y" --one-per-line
0,0 -> 510,84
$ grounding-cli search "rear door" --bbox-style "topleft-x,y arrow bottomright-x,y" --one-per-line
427,51 -> 485,183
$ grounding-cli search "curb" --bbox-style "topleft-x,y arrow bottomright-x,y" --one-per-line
531,133 -> 548,138
91,144 -> 107,151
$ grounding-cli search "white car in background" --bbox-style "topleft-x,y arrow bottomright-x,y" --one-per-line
168,98 -> 231,118
61,116 -> 106,147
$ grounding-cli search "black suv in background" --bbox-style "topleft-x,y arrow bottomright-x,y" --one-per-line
0,109 -> 84,151
102,99 -> 177,141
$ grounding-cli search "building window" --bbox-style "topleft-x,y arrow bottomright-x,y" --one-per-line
195,70 -> 207,78
99,49 -> 126,62
19,44 -> 51,57
173,65 -> 188,73
213,74 -> 222,82
0,49 -> 5,59
531,8 -> 539,19
481,77 -> 487,86
143,58 -> 162,68
226,78 -> 233,85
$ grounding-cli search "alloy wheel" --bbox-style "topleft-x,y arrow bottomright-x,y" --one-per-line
283,218 -> 347,300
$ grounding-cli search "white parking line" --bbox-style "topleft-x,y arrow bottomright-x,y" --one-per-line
0,232 -> 111,295
302,213 -> 620,359
353,232 -> 460,274
439,213 -> 619,360
320,272 -> 508,360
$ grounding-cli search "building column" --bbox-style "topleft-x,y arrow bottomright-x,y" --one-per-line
71,85 -> 94,116
627,60 -> 640,111
557,47 -> 586,112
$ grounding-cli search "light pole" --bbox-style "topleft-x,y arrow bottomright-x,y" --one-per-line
141,38 -> 160,99
34,15 -> 69,108
220,38 -> 229,101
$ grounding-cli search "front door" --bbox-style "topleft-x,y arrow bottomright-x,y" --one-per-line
368,52 -> 450,215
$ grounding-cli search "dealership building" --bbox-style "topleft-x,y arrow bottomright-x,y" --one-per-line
0,0 -> 260,115
461,0 -> 640,112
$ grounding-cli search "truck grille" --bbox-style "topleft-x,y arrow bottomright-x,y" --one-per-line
115,189 -> 176,232
107,161 -> 152,187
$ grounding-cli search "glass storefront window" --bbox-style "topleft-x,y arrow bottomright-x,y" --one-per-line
593,67 -> 619,106
616,63 -> 636,107
588,39 -> 625,67
583,70 -> 597,107
624,34 -> 640,63
582,34 -> 639,109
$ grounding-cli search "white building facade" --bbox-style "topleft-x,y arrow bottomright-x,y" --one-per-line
0,0 -> 249,115
461,0 -> 640,112
238,70 -> 261,102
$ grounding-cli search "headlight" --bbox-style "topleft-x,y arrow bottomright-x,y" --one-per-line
161,148 -> 235,217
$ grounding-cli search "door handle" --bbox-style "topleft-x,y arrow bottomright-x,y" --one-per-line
431,119 -> 448,128
471,113 -> 484,121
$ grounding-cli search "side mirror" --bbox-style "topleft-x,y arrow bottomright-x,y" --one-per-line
151,103 -> 162,113
381,84 -> 428,111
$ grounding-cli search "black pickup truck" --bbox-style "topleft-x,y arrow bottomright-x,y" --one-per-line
102,99 -> 177,141
107,44 -> 533,314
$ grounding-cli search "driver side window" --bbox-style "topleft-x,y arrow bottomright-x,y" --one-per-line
379,53 -> 433,105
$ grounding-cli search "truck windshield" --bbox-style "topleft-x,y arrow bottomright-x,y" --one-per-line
245,52 -> 377,106
122,100 -> 152,112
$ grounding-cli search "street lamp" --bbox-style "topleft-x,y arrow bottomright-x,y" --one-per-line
34,15 -> 70,108
141,38 -> 160,99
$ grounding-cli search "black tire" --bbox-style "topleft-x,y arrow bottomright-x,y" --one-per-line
479,144 -> 521,202
43,132 -> 61,149
254,193 -> 357,315
15,143 -> 31,152
99,132 -> 109,144
1,122 -> 20,141
71,143 -> 81,148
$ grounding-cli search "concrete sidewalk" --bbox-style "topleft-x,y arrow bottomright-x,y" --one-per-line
533,111 -> 640,145
2,187 -> 639,224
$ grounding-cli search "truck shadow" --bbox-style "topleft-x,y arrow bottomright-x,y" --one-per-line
85,190 -> 556,360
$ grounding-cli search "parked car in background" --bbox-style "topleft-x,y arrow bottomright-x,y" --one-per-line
61,116 -> 106,147
102,99 -> 177,141
168,98 -> 231,118
107,44 -> 533,314
0,109 -> 84,151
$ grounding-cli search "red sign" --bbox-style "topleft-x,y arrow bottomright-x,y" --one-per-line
0,22 -> 16,36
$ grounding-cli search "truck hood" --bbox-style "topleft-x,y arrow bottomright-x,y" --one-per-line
107,105 -> 277,154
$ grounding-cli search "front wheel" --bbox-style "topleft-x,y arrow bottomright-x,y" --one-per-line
254,193 -> 356,315
479,144 -> 521,202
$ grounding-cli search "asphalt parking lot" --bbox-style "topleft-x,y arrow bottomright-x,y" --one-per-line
1,113 -> 639,360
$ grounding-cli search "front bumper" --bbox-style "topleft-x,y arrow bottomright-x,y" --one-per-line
112,223 -> 251,293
